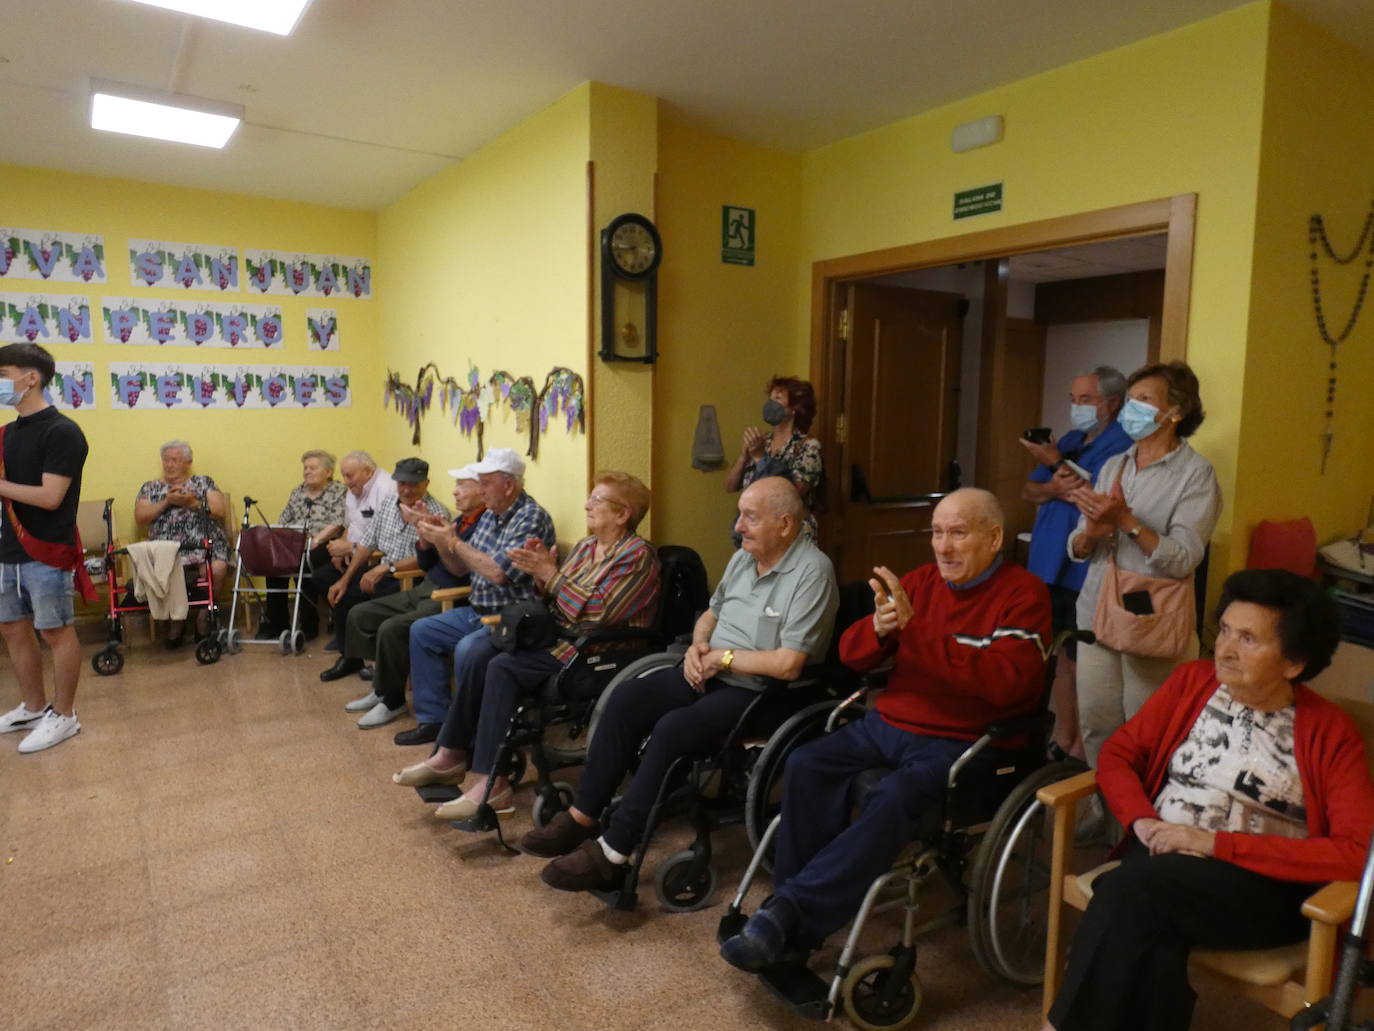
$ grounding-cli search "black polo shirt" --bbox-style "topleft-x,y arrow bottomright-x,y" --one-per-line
0,405 -> 89,561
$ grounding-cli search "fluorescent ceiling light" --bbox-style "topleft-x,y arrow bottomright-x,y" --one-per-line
91,83 -> 243,149
123,0 -> 312,36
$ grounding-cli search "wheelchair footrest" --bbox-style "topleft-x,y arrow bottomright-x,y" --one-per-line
758,960 -> 830,1021
447,808 -> 500,833
590,884 -> 637,911
415,784 -> 461,804
717,910 -> 747,944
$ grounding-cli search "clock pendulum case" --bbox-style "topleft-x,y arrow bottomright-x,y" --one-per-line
599,212 -> 663,364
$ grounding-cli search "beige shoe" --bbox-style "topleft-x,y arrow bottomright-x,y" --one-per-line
392,760 -> 467,787
434,790 -> 514,821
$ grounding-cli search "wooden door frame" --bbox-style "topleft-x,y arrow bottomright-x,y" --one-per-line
810,194 -> 1196,548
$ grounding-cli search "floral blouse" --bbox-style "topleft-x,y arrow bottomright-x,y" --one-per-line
136,474 -> 230,565
737,430 -> 824,543
278,482 -> 348,536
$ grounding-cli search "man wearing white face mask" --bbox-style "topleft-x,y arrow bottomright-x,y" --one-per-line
0,344 -> 93,753
1021,366 -> 1130,760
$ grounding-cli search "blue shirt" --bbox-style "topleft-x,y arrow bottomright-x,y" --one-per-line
1025,420 -> 1132,591
463,492 -> 557,612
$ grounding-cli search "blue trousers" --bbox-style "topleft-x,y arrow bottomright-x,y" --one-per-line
436,634 -> 563,773
408,606 -> 488,725
572,666 -> 756,856
772,709 -> 971,946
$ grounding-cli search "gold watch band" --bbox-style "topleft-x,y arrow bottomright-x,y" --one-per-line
720,649 -> 735,672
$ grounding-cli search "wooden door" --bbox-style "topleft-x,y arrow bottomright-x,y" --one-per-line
830,284 -> 963,584
979,311 -> 1047,551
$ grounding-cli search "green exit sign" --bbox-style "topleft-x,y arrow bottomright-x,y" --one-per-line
953,183 -> 1003,220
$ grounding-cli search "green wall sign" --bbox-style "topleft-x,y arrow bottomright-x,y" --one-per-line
953,183 -> 1003,220
722,205 -> 756,266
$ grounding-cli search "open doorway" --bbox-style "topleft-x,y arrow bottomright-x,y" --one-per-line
810,196 -> 1194,583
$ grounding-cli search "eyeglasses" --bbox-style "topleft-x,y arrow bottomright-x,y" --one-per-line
587,493 -> 627,509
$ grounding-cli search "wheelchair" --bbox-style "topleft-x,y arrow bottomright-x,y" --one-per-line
716,628 -> 1093,1030
414,544 -> 711,850
579,581 -> 878,913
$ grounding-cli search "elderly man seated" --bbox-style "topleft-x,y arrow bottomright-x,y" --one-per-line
311,450 -> 395,651
720,487 -> 1051,971
523,476 -> 838,894
1042,569 -> 1374,1031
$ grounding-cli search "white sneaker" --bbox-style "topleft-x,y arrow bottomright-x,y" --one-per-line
344,691 -> 381,713
357,701 -> 406,729
0,702 -> 48,734
17,709 -> 81,753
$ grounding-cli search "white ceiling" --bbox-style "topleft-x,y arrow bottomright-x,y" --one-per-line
2,0 -> 1371,211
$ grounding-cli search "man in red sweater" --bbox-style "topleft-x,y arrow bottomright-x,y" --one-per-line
721,487 -> 1051,970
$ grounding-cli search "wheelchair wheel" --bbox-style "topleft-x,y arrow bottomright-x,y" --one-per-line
224,628 -> 242,655
841,954 -> 923,1031
91,648 -> 124,676
499,747 -> 527,787
966,759 -> 1082,985
531,781 -> 575,829
585,652 -> 684,749
654,849 -> 718,913
194,638 -> 222,665
744,700 -> 866,872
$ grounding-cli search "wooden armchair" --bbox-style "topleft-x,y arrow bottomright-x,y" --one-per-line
1037,697 -> 1374,1024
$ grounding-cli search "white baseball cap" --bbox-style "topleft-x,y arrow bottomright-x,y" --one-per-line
471,447 -> 525,478
447,463 -> 481,481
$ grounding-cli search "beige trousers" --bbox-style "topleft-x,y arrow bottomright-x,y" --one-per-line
1076,636 -> 1199,766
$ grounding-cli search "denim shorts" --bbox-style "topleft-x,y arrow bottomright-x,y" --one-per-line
0,561 -> 76,630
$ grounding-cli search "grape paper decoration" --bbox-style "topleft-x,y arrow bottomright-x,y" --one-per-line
532,367 -> 586,459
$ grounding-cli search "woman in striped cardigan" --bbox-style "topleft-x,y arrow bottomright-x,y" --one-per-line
393,470 -> 661,819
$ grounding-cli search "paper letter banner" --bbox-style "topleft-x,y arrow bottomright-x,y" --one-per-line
0,294 -> 94,344
108,363 -> 350,410
243,250 -> 371,299
306,308 -> 340,350
48,363 -> 97,411
0,228 -> 107,285
101,298 -> 284,348
128,240 -> 239,291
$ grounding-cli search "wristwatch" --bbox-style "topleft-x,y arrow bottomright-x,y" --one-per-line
720,649 -> 735,672
387,562 -> 397,575
1125,524 -> 1143,540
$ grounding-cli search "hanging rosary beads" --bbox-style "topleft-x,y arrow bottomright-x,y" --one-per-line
1309,195 -> 1374,473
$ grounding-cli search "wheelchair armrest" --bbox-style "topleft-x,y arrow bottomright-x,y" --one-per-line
562,625 -> 662,652
984,711 -> 1053,742
1301,880 -> 1357,925
1035,769 -> 1098,810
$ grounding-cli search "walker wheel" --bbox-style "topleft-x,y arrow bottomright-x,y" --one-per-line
841,954 -> 923,1031
278,630 -> 293,655
194,638 -> 222,665
291,630 -> 306,655
225,629 -> 242,655
91,649 -> 124,676
653,849 -> 718,913
531,781 -> 575,829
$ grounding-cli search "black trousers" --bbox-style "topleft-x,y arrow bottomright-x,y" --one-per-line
571,666 -> 756,856
310,559 -> 400,644
1049,838 -> 1314,1031
343,581 -> 440,708
262,543 -> 332,638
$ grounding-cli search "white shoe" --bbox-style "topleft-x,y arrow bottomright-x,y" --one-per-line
357,701 -> 406,729
0,702 -> 48,734
17,709 -> 81,753
344,691 -> 381,713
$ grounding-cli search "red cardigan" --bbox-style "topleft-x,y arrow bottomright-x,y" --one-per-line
839,562 -> 1051,742
1099,660 -> 1374,883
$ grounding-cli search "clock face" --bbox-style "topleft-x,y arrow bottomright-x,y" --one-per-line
610,222 -> 657,276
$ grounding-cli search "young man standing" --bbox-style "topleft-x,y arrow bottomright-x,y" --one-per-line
0,344 -> 92,753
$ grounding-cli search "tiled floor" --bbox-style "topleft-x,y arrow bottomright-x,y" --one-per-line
0,632 -> 1296,1030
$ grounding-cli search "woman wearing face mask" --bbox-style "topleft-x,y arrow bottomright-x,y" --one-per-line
1065,362 -> 1222,790
724,376 -> 823,547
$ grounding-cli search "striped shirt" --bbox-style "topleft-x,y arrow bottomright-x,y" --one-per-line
545,534 -> 661,662
360,493 -> 448,565
465,492 -> 557,612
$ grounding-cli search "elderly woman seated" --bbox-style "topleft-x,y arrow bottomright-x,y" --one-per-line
1043,568 -> 1374,1031
392,471 -> 661,820
133,440 -> 231,647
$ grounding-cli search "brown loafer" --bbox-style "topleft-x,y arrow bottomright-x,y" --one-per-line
540,839 -> 626,893
518,810 -> 600,858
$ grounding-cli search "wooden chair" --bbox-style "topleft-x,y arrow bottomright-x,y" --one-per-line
1038,697 -> 1374,1023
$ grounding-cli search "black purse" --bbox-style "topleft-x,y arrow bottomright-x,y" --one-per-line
490,599 -> 559,652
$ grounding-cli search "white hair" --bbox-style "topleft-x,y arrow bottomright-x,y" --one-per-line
160,440 -> 192,461
341,450 -> 377,471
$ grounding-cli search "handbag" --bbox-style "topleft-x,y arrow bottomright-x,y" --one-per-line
238,525 -> 309,577
491,599 -> 559,653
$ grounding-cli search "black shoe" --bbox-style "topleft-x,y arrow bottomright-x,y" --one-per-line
319,656 -> 364,682
253,623 -> 281,642
164,627 -> 185,651
359,667 -> 375,682
393,723 -> 440,746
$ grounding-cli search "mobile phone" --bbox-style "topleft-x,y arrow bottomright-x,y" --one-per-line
1023,427 -> 1052,445
1122,590 -> 1155,616
1061,458 -> 1091,481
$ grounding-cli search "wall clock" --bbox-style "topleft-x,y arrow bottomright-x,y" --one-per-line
600,212 -> 662,364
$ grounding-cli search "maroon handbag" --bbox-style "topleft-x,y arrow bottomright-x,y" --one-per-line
237,526 -> 309,577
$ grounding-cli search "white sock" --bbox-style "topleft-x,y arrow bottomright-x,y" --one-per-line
598,836 -> 629,865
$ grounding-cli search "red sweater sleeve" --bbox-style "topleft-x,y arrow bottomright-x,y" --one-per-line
838,576 -> 907,671
1097,672 -> 1185,830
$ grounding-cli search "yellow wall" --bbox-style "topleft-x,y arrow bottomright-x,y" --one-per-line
653,115 -> 804,575
798,4 -> 1272,588
376,85 -> 593,540
1236,2 -> 1374,551
0,164 -> 381,542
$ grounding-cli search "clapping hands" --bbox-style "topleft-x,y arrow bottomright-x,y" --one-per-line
869,566 -> 914,638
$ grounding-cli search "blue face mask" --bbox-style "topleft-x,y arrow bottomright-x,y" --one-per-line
1118,398 -> 1161,441
1069,403 -> 1100,434
0,378 -> 27,407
